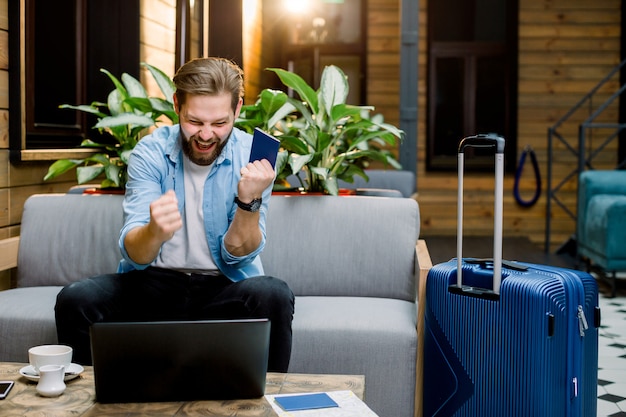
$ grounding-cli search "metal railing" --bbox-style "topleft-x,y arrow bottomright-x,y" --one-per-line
545,58 -> 626,253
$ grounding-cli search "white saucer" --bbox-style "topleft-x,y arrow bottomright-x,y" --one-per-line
19,363 -> 84,382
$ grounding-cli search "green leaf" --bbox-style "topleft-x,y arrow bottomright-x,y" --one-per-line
105,124 -> 131,144
342,149 -> 390,164
148,97 -> 176,116
259,89 -> 288,116
95,113 -> 155,129
274,150 -> 289,176
85,153 -> 111,165
268,68 -> 319,114
323,176 -> 339,196
79,139 -> 107,148
107,89 -> 125,116
330,104 -> 371,124
377,122 -> 405,141
124,97 -> 154,114
319,65 -> 349,117
120,149 -> 133,164
235,119 -> 260,134
377,131 -> 401,146
310,166 -> 329,180
101,69 -> 129,101
299,128 -> 319,149
122,73 -> 148,99
346,130 -> 393,150
386,155 -> 403,169
76,165 -> 105,184
279,135 -> 310,155
336,164 -> 367,183
240,103 -> 261,114
58,104 -> 108,118
268,102 -> 296,130
142,62 -> 176,102
286,97 -> 315,127
43,159 -> 83,181
105,164 -> 122,188
317,132 -> 331,153
100,178 -> 120,189
289,153 -> 313,174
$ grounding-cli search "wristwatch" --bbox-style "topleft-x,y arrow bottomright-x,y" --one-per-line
234,196 -> 262,213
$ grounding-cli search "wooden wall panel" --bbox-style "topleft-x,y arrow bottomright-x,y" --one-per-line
0,151 -> 7,187
0,0 -> 6,30
0,110 -> 7,149
0,187 -> 7,227
139,0 -> 176,98
516,0 -> 621,250
367,0 -> 401,128
0,30 -> 7,70
416,0 -> 621,252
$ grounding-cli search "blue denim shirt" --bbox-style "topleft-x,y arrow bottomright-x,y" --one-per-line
117,125 -> 270,281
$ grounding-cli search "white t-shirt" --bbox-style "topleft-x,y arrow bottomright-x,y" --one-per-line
152,154 -> 218,273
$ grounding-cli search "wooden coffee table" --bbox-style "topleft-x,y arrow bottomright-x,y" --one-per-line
0,362 -> 365,416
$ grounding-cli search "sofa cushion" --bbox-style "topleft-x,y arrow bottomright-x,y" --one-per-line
263,196 -> 420,301
17,194 -> 124,287
290,296 -> 417,417
0,286 -> 62,362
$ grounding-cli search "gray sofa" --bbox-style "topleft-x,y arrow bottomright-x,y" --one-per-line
0,192 -> 430,417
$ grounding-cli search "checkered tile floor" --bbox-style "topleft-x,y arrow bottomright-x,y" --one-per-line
597,293 -> 626,417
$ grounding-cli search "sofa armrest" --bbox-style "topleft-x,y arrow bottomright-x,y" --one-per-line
415,239 -> 433,417
0,237 -> 20,272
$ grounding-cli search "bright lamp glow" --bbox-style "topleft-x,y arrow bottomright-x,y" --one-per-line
243,0 -> 258,20
284,0 -> 311,15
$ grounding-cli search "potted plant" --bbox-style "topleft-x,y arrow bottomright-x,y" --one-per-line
236,65 -> 403,196
43,63 -> 178,190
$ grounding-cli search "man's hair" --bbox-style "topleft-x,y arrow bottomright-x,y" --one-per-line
173,57 -> 244,112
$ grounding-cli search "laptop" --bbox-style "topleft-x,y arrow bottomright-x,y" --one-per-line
89,319 -> 271,403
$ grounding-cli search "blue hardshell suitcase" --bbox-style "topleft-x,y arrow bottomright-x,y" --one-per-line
423,134 -> 600,417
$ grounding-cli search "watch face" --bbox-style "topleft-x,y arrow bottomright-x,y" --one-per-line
249,199 -> 262,212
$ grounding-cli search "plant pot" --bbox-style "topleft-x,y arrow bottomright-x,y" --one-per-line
82,187 -> 125,195
271,189 -> 357,196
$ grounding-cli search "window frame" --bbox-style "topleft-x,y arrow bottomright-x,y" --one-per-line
426,0 -> 518,172
9,0 -> 140,162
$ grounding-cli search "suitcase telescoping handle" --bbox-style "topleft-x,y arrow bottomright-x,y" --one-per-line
457,134 -> 505,294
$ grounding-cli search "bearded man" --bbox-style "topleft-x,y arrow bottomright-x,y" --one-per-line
55,57 -> 294,372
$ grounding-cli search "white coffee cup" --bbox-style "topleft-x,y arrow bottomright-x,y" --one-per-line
28,345 -> 73,374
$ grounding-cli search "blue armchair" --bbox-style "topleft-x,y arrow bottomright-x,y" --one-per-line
577,170 -> 626,297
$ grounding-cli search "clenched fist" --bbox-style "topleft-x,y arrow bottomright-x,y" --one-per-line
148,190 -> 183,243
237,160 -> 275,203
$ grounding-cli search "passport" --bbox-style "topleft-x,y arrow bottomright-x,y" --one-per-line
249,128 -> 280,168
273,392 -> 339,411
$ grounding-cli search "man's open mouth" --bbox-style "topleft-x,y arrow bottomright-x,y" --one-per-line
194,139 -> 216,151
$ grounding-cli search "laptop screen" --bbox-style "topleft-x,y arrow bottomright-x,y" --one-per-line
90,319 -> 270,403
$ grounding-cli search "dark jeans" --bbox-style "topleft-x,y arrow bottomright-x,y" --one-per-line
54,267 -> 295,372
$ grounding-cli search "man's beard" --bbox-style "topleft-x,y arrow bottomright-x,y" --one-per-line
181,129 -> 230,166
